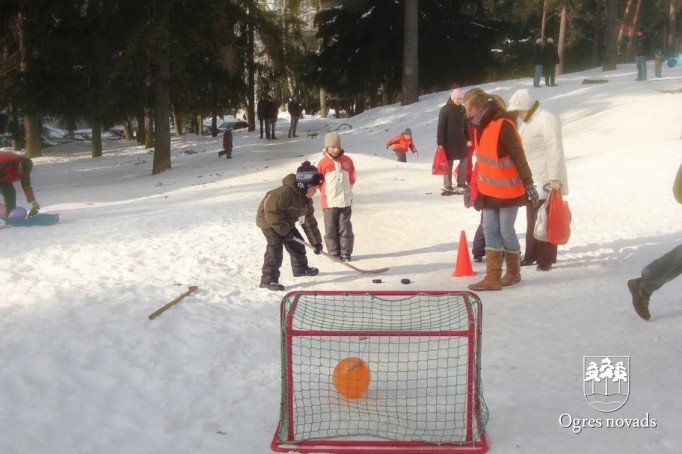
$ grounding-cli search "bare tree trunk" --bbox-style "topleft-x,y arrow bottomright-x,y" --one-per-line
144,110 -> 154,149
401,0 -> 419,106
320,87 -> 328,118
247,1 -> 256,132
16,4 -> 41,158
541,0 -> 548,40
592,0 -> 602,66
625,0 -> 643,61
603,0 -> 618,70
557,2 -> 567,76
668,0 -> 678,55
136,112 -> 145,145
172,105 -> 182,137
23,116 -> 41,158
91,118 -> 102,158
618,0 -> 636,55
151,0 -> 171,175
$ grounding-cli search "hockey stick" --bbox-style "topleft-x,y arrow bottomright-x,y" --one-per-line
148,285 -> 199,320
294,237 -> 389,274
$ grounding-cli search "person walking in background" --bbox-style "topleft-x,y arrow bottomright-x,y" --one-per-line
532,38 -> 544,87
462,88 -> 538,291
287,96 -> 302,138
266,95 -> 278,139
542,37 -> 560,87
255,161 -> 324,291
386,128 -> 419,162
316,132 -> 356,262
628,162 -> 682,320
0,151 -> 40,217
437,88 -> 469,195
634,28 -> 650,81
256,94 -> 267,139
507,89 -> 569,271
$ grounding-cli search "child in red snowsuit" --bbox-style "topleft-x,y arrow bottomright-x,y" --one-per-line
386,128 -> 418,162
0,151 -> 40,216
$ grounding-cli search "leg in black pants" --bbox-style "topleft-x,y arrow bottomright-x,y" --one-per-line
0,182 -> 17,213
523,202 -> 539,265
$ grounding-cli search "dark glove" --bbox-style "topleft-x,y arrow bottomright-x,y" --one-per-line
473,197 -> 483,211
282,230 -> 295,242
28,200 -> 40,217
313,243 -> 323,255
526,184 -> 540,208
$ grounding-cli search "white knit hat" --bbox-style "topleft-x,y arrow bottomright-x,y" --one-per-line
508,89 -> 537,112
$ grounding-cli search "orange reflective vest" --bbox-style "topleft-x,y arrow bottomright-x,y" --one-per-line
475,118 -> 526,199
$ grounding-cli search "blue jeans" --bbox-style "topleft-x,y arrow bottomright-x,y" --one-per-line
641,244 -> 682,294
482,206 -> 521,252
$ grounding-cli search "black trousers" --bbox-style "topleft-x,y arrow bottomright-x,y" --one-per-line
524,202 -> 557,267
260,227 -> 308,284
0,182 -> 17,212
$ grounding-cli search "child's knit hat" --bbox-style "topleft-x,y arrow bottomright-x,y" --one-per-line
404,128 -> 412,136
324,132 -> 341,148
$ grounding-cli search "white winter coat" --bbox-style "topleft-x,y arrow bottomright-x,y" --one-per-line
517,105 -> 569,199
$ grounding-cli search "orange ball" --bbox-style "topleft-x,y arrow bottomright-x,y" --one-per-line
332,357 -> 371,398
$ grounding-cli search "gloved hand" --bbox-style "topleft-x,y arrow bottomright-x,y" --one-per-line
413,150 -> 419,156
28,200 -> 40,217
313,243 -> 323,255
282,230 -> 295,242
473,197 -> 483,211
526,184 -> 540,207
549,180 -> 561,191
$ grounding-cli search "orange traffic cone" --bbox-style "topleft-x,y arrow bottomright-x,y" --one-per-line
452,230 -> 476,277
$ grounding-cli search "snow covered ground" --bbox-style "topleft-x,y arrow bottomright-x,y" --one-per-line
2,61 -> 682,453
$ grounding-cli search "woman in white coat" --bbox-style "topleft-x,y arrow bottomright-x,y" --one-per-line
508,89 -> 569,271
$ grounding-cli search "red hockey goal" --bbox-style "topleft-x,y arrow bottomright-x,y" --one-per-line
271,290 -> 489,453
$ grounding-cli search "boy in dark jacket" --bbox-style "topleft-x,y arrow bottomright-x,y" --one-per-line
255,161 -> 324,291
0,151 -> 40,217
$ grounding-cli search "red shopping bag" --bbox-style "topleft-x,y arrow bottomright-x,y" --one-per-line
432,146 -> 449,175
547,189 -> 571,245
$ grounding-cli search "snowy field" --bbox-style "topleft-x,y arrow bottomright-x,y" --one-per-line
1,61 -> 682,453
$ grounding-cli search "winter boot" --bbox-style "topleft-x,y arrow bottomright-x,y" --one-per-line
260,281 -> 285,291
501,250 -> 521,287
293,267 -> 319,277
468,249 -> 503,291
627,278 -> 651,321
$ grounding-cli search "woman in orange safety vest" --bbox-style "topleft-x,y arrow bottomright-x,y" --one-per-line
462,88 -> 538,292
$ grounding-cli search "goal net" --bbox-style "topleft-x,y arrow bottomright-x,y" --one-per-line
271,290 -> 489,453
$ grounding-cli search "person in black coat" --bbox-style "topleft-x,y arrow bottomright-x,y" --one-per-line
542,38 -> 560,87
256,94 -> 267,139
287,96 -> 302,138
436,88 -> 469,195
266,96 -> 278,140
634,28 -> 650,81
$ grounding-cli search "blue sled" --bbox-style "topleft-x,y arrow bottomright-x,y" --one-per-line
4,213 -> 60,227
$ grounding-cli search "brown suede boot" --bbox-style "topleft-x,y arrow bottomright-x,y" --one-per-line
468,249 -> 503,291
501,250 -> 521,287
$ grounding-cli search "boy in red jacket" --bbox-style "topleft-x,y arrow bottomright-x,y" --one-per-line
386,128 -> 418,162
0,151 -> 40,217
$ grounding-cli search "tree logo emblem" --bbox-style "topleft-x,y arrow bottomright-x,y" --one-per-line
583,356 -> 630,413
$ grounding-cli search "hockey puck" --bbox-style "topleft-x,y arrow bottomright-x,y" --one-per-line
401,278 -> 411,285
372,278 -> 382,284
